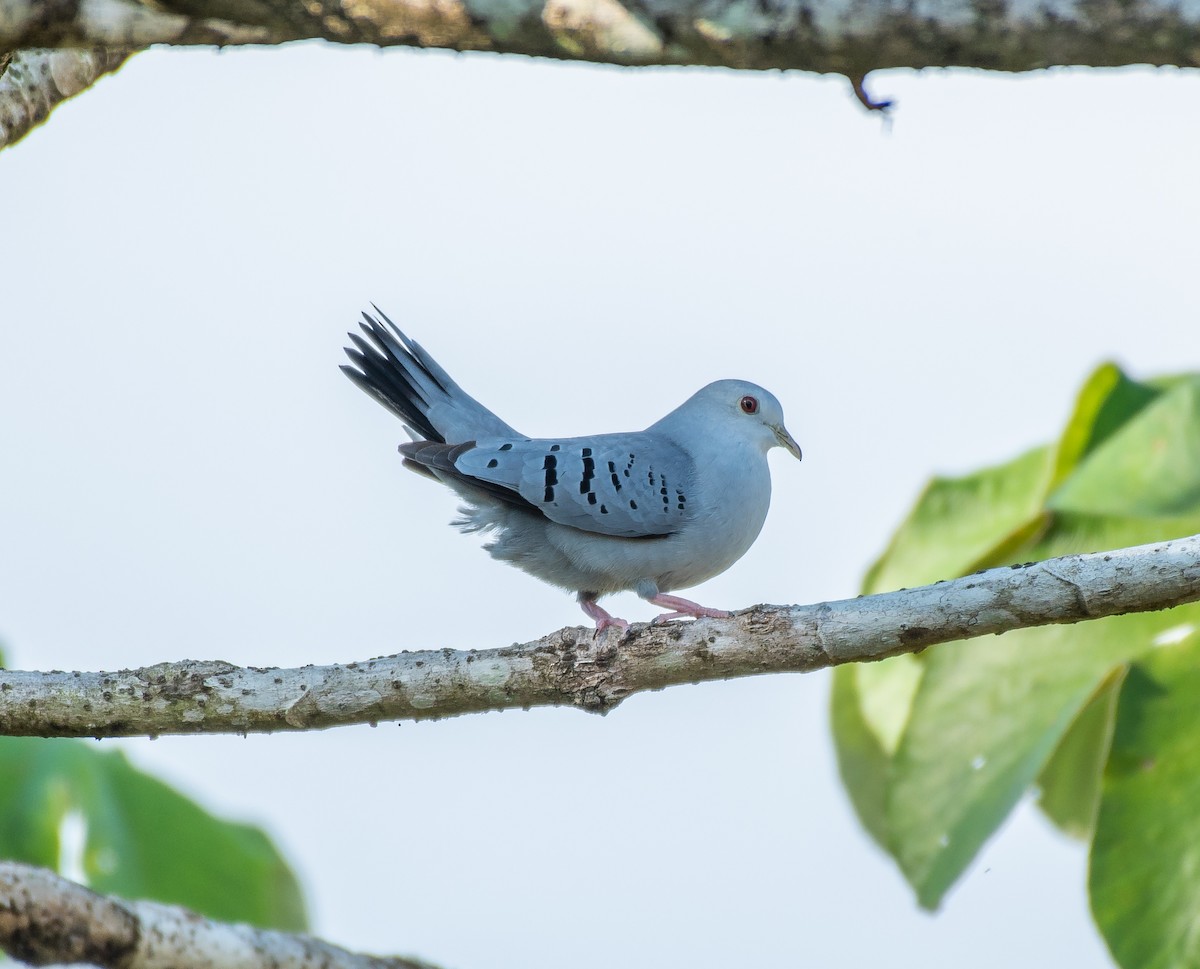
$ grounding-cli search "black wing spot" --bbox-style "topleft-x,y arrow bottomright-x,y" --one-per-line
544,487 -> 555,502
660,487 -> 668,496
624,469 -> 631,478
487,459 -> 498,468
550,444 -> 561,452
600,504 -> 609,514
629,500 -> 638,510
543,454 -> 558,497
580,456 -> 596,494
677,502 -> 685,510
499,443 -> 513,451
582,447 -> 592,457
587,492 -> 598,505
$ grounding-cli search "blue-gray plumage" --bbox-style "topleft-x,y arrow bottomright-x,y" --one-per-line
342,308 -> 802,630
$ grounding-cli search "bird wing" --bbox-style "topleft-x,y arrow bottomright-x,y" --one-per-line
401,433 -> 696,539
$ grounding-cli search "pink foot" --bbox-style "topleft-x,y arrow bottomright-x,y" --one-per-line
648,593 -> 731,624
579,597 -> 630,634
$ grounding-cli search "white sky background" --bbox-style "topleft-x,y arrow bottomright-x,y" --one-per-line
1,45 -> 1198,969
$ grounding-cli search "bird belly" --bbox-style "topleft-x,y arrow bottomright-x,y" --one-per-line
547,483 -> 770,595
458,453 -> 772,597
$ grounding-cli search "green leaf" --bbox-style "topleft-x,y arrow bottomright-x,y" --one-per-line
887,512 -> 1200,909
0,739 -> 82,869
829,665 -> 892,848
855,655 -> 924,756
0,738 -> 306,930
830,655 -> 925,850
887,628 -> 1124,910
834,360 -> 1200,911
1036,666 -> 1125,840
86,749 -> 306,929
1090,634 -> 1200,969
1050,377 -> 1200,518
861,364 -> 1161,600
862,444 -> 1054,595
1049,363 -> 1160,491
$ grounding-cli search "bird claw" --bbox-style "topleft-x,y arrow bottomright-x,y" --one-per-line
580,598 -> 630,636
648,594 -> 731,622
593,616 -> 631,637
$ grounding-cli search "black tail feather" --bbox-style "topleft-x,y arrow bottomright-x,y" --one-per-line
341,313 -> 444,443
370,305 -> 452,398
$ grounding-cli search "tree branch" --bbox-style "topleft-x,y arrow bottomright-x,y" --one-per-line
4,0 -> 1197,156
0,861 -> 440,969
2,0 -> 1200,74
0,48 -> 132,150
3,534 -> 1198,739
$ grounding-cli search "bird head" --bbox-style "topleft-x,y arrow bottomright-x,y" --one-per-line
671,380 -> 802,460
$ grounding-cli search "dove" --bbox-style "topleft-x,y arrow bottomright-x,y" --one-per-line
342,309 -> 802,631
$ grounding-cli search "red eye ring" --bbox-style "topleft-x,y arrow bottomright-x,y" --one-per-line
740,395 -> 759,415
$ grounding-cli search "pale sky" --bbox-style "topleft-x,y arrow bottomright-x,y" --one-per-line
2,46 -> 1197,969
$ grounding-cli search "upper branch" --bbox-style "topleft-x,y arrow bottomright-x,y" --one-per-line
0,48 -> 131,148
3,533 -> 1199,739
3,0 -> 1200,73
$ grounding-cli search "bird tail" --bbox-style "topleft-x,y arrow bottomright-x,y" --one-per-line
341,307 -> 517,444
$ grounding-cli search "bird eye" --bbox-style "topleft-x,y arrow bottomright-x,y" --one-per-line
739,395 -> 759,415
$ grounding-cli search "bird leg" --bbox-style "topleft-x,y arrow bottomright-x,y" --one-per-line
647,593 -> 731,624
579,596 -> 630,634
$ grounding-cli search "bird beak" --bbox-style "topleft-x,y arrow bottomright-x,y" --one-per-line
773,424 -> 802,461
